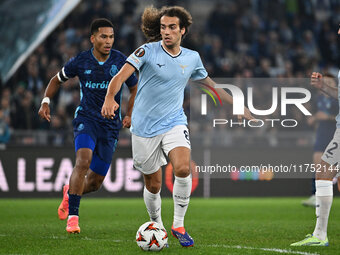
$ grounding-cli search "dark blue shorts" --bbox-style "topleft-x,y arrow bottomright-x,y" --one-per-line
314,126 -> 336,152
73,117 -> 118,176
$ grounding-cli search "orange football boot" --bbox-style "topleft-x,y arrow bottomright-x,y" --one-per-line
58,185 -> 69,220
66,216 -> 80,233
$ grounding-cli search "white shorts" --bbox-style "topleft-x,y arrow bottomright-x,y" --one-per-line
321,128 -> 340,166
132,125 -> 191,175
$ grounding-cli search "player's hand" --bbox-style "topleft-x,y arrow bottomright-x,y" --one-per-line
38,103 -> 51,122
101,97 -> 119,119
307,116 -> 316,126
311,72 -> 323,89
122,116 -> 131,128
237,107 -> 255,121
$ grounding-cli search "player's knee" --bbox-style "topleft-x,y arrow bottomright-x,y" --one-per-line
74,158 -> 91,172
174,164 -> 190,177
146,181 -> 161,194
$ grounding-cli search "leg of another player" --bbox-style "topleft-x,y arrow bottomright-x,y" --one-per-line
58,163 -> 105,221
83,170 -> 105,194
291,160 -> 336,246
302,152 -> 322,207
169,146 -> 194,247
66,148 -> 93,233
169,147 -> 191,229
143,169 -> 163,226
313,160 -> 337,241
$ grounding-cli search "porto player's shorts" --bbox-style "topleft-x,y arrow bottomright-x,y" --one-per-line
321,128 -> 340,166
73,117 -> 118,176
132,125 -> 191,175
314,125 -> 336,152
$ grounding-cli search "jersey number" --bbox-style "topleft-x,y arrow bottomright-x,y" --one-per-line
327,142 -> 338,155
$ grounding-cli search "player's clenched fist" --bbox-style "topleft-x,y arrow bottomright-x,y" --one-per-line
101,97 -> 119,119
311,72 -> 323,89
122,116 -> 131,128
38,103 -> 51,122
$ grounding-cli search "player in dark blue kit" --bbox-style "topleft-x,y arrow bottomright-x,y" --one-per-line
38,19 -> 138,233
302,74 -> 338,207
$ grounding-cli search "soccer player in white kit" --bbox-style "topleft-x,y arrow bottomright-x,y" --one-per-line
101,6 -> 253,247
291,29 -> 340,246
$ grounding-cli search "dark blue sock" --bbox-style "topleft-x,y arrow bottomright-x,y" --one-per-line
68,194 -> 81,216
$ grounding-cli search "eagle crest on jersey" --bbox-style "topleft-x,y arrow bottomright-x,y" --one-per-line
110,65 -> 119,76
135,48 -> 145,57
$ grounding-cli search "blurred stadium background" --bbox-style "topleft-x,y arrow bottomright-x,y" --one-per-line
0,0 -> 340,198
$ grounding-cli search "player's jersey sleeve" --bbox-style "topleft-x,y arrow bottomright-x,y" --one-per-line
57,56 -> 78,82
126,44 -> 149,71
190,53 -> 208,81
125,72 -> 138,88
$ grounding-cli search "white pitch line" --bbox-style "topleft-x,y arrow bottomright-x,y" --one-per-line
1,234 -> 321,255
206,244 -> 320,255
46,235 -> 128,242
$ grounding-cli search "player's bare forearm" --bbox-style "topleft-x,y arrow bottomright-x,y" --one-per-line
102,63 -> 136,119
321,85 -> 338,99
44,75 -> 62,98
106,63 -> 136,99
311,72 -> 338,99
126,84 -> 137,117
38,75 -> 61,122
315,111 -> 335,121
198,76 -> 254,120
106,75 -> 124,99
199,76 -> 233,105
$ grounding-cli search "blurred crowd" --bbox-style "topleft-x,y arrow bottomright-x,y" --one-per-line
1,0 -> 340,145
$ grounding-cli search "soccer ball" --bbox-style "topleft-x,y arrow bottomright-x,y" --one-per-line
136,222 -> 168,251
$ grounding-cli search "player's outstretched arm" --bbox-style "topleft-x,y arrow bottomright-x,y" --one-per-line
197,76 -> 255,120
38,75 -> 62,122
311,72 -> 338,99
102,63 -> 136,119
122,84 -> 137,128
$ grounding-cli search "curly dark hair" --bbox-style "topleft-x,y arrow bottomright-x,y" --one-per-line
141,6 -> 193,42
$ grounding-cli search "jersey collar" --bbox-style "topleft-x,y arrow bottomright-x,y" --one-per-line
160,41 -> 182,58
90,48 -> 111,64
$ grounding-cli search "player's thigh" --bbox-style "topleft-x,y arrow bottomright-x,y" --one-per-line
162,125 -> 191,177
319,129 -> 340,179
321,129 -> 340,166
313,152 -> 323,165
315,160 -> 337,180
90,137 -> 117,177
132,134 -> 166,175
74,148 -> 93,170
168,147 -> 191,177
73,117 -> 97,154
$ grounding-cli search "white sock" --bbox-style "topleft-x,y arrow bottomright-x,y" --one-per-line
313,180 -> 333,240
143,186 -> 163,227
68,215 -> 78,220
173,175 -> 191,228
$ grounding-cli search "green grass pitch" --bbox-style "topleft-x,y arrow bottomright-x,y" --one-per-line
0,198 -> 339,255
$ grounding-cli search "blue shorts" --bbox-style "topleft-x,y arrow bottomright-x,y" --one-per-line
73,117 -> 118,176
314,125 -> 336,152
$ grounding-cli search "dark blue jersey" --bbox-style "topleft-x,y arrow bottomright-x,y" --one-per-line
58,48 -> 137,135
